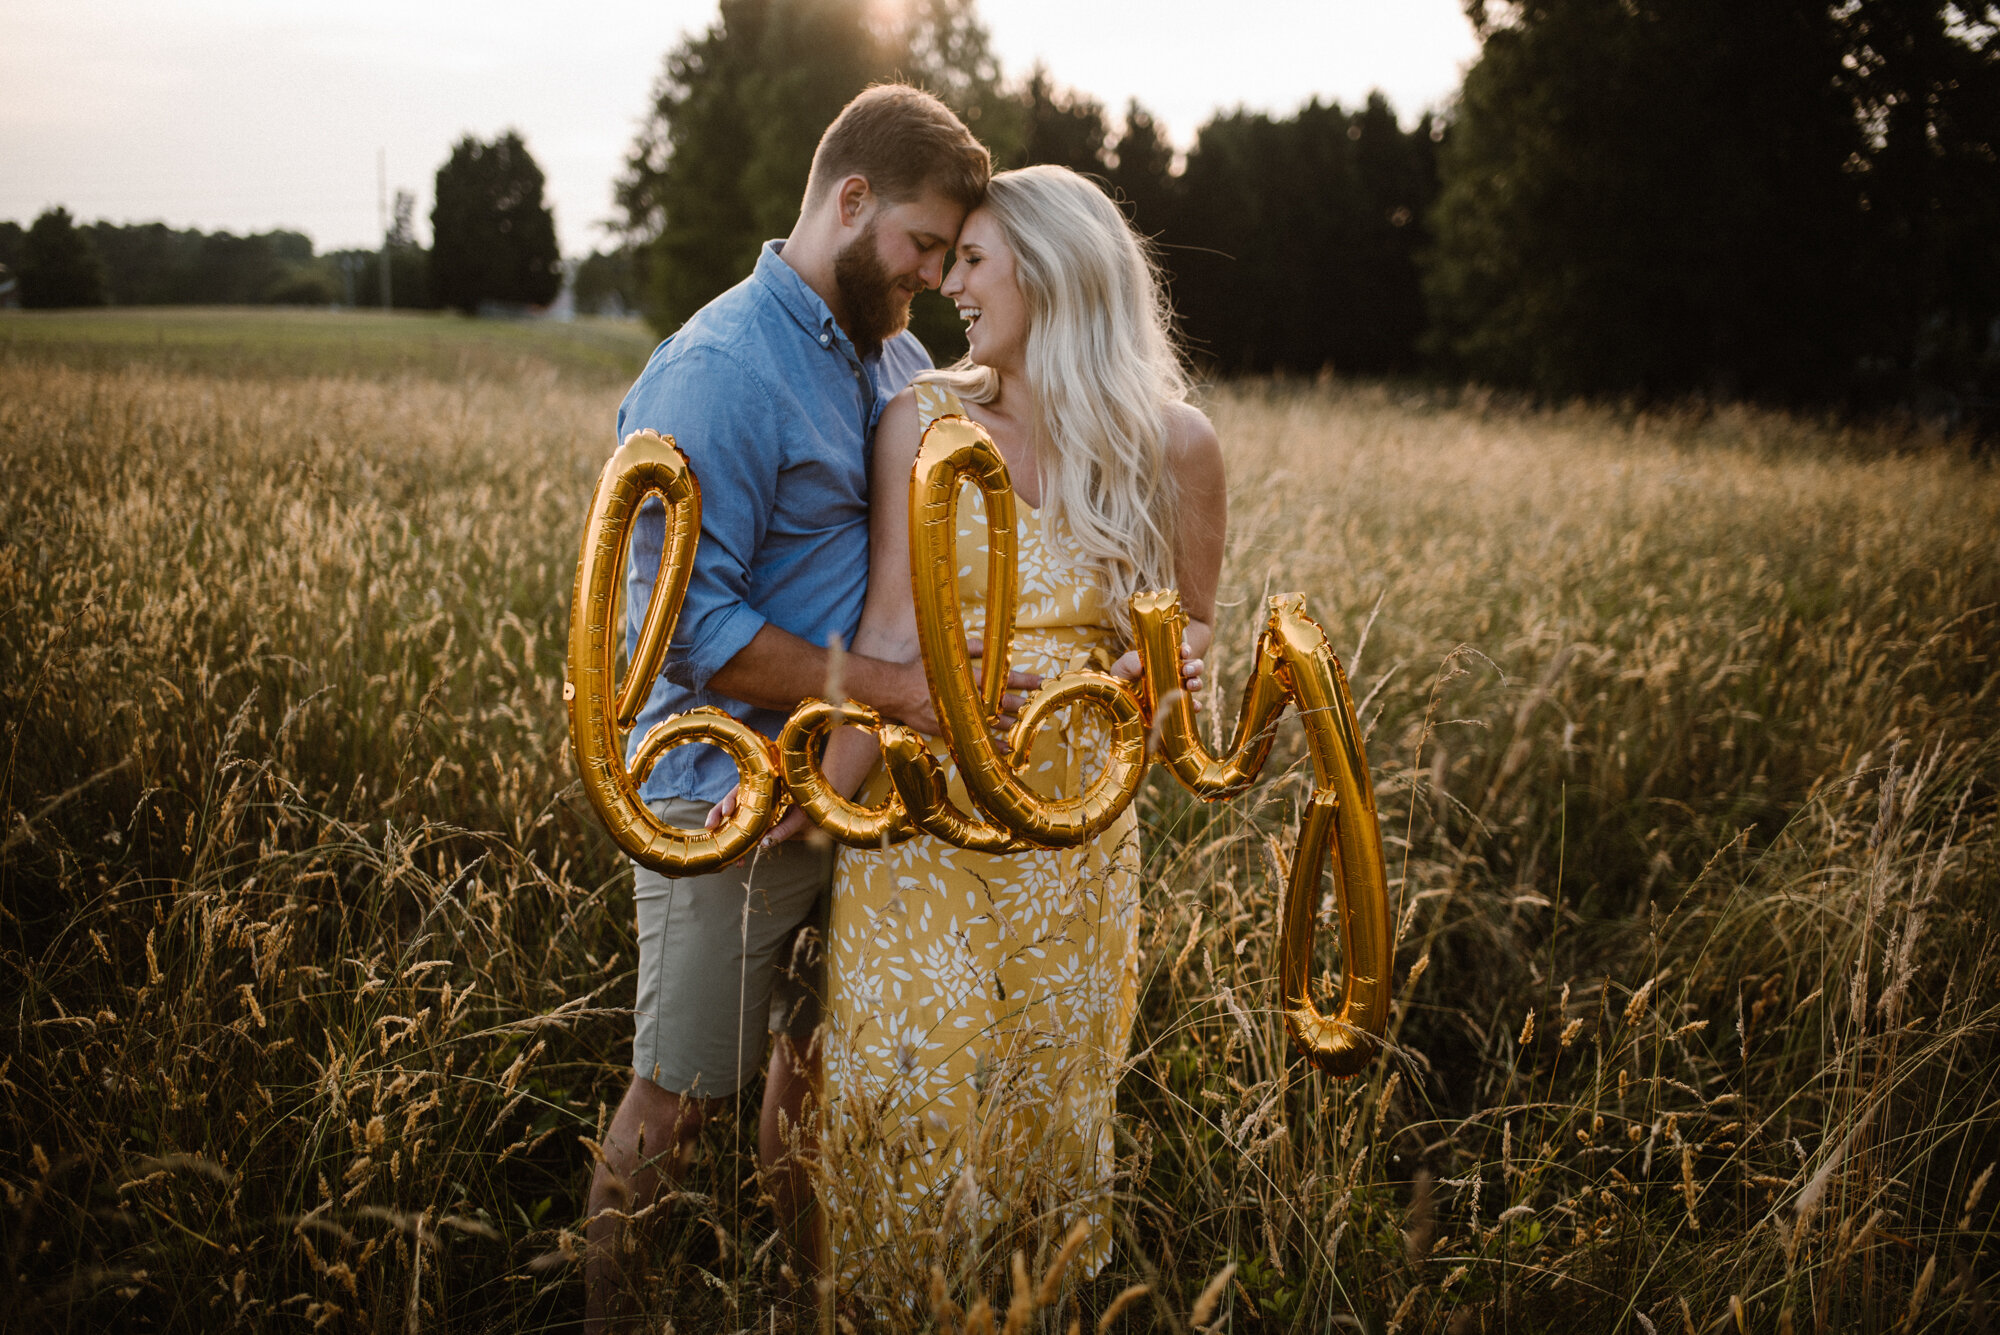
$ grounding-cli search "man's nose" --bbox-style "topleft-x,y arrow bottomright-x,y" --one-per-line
919,251 -> 946,291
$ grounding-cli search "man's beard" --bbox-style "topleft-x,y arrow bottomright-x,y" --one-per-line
832,221 -> 910,360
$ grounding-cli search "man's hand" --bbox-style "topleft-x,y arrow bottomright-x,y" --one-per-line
706,787 -> 813,846
702,623 -> 1041,738
878,637 -> 1041,736
967,636 -> 1042,728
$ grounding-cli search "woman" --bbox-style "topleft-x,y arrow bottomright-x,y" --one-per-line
763,164 -> 1226,1284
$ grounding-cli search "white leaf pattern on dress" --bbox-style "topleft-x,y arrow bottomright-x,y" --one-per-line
823,382 -> 1142,1284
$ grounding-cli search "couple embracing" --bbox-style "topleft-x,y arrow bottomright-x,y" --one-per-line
585,84 -> 1225,1325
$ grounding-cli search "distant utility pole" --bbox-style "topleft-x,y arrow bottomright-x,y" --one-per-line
377,148 -> 393,310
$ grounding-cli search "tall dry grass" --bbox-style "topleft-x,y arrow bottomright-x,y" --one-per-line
1,329 -> 1995,1332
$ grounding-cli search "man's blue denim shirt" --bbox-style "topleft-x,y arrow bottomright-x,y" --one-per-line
614,240 -> 932,805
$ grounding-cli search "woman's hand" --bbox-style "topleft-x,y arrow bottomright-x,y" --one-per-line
1109,648 -> 1204,705
965,636 -> 1041,727
705,784 -> 812,846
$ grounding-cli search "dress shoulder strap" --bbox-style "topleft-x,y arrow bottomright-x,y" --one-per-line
912,380 -> 969,432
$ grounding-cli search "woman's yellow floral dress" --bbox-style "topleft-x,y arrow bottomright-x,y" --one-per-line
822,382 -> 1141,1280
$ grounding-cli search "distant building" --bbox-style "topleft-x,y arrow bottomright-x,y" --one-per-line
542,268 -> 576,323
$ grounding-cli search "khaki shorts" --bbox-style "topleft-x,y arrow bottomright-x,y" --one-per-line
631,798 -> 832,1098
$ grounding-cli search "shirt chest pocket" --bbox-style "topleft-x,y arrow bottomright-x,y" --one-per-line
770,430 -> 868,537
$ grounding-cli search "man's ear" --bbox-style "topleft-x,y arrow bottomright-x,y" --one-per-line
835,175 -> 874,230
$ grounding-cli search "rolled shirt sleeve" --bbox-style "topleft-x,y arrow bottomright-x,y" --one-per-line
605,240 -> 927,805
618,343 -> 780,694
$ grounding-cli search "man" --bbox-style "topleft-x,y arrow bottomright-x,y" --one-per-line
584,85 -> 1006,1329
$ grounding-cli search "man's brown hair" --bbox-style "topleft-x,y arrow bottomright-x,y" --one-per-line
804,84 -> 989,213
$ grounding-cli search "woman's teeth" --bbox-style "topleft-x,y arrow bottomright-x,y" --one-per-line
958,307 -> 981,327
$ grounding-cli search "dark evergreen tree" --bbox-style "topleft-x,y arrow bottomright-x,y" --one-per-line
1837,1 -> 2000,403
1171,96 -> 1439,374
1425,0 -> 1891,402
1348,95 -> 1439,372
1107,100 -> 1177,237
431,130 -> 562,315
19,207 -> 108,308
0,220 -> 25,293
1009,67 -> 1110,175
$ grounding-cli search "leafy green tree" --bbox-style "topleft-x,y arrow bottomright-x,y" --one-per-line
573,247 -> 642,317
370,189 -> 434,309
66,221 -> 333,305
431,130 -> 562,314
326,195 -> 434,311
20,207 -> 108,308
1425,0 -> 1898,401
317,250 -> 432,310
86,223 -> 201,304
189,229 -> 313,304
615,0 -> 1007,353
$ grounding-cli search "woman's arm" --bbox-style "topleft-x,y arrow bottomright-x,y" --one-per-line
715,390 -> 928,842
1165,400 -> 1226,659
807,391 -> 931,800
1111,401 -> 1227,683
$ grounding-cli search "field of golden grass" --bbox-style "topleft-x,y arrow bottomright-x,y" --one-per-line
2,309 -> 1996,1332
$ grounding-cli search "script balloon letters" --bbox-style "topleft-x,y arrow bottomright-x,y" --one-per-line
565,419 -> 1394,1077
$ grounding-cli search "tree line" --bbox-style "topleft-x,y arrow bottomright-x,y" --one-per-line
8,0 -> 1994,411
607,0 -> 1440,375
1428,0 -> 2000,407
614,0 -> 1997,410
4,131 -> 563,316
0,210 -> 342,309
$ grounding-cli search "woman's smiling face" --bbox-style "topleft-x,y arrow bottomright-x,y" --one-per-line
939,207 -> 1028,370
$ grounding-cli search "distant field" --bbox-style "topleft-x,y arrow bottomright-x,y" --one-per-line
0,305 -> 659,385
2,311 -> 1996,1332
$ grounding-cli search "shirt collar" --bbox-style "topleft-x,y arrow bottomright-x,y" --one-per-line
755,240 -> 854,357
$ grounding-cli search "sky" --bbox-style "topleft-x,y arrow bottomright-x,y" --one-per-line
1,1 -> 1480,255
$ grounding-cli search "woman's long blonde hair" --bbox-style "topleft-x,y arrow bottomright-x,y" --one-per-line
918,164 -> 1190,641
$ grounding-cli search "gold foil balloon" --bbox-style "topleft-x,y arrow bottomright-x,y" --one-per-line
877,723 -> 1028,854
565,430 -> 780,875
907,414 -> 1149,847
564,422 -> 1393,1076
1131,590 -> 1393,1078
777,699 -> 916,849
1130,588 -> 1287,798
